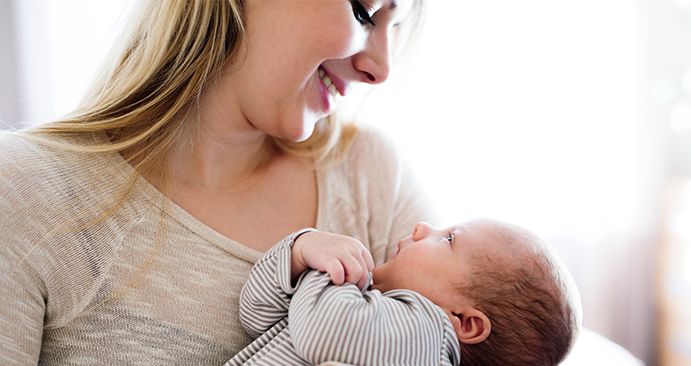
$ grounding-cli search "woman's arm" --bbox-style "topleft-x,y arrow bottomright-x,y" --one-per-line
0,246 -> 46,365
1,135 -> 48,364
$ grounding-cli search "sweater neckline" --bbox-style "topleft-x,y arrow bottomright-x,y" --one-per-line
105,149 -> 327,264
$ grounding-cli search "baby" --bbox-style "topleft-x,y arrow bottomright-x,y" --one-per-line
226,219 -> 582,366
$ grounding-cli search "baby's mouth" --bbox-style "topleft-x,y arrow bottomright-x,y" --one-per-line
393,241 -> 403,256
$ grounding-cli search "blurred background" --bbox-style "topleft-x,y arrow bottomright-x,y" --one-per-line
1,1 -> 690,365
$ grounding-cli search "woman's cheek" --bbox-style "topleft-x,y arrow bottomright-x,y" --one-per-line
318,18 -> 366,58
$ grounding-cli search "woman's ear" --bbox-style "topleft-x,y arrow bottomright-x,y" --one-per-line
446,308 -> 491,344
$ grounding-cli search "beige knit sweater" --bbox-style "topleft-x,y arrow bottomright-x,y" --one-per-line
0,126 -> 434,365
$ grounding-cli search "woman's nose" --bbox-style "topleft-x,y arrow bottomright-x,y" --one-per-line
352,30 -> 391,84
412,222 -> 433,241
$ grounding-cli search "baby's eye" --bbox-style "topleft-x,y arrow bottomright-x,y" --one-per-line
446,232 -> 454,245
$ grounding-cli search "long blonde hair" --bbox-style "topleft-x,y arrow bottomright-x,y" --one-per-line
25,0 -> 352,176
23,0 -> 426,171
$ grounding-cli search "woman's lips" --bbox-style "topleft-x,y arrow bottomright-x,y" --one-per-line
317,73 -> 332,113
317,67 -> 339,113
319,66 -> 346,96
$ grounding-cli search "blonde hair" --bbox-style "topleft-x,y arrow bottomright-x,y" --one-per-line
21,0 -> 427,170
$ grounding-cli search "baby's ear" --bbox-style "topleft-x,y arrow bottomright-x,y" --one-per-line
446,308 -> 491,344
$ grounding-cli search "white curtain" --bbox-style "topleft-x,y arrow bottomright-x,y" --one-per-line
6,0 -> 691,364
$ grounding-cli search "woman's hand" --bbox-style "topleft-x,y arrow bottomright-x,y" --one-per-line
292,231 -> 374,289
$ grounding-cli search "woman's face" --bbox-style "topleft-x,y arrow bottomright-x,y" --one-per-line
225,0 -> 414,142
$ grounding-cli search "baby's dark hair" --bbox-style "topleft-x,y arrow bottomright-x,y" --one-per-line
455,222 -> 580,366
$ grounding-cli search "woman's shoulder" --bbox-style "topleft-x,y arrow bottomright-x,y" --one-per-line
0,129 -> 137,262
346,123 -> 403,171
0,130 -> 125,210
0,131 -> 61,190
0,129 -> 44,161
350,124 -> 398,154
1,130 -> 82,174
0,130 -> 115,180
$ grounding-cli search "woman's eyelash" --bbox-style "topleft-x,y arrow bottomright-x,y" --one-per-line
350,0 -> 376,26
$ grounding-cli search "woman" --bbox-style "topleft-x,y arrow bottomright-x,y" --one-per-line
0,0 -> 431,364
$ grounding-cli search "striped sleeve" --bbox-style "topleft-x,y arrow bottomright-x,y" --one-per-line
238,229 -> 315,339
442,317 -> 462,366
288,272 -> 458,366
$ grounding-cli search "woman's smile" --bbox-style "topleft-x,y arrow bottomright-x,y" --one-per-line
317,66 -> 343,114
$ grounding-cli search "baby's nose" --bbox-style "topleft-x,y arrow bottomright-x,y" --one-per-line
412,222 -> 433,241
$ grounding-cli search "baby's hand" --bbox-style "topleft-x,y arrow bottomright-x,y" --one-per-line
292,231 -> 374,289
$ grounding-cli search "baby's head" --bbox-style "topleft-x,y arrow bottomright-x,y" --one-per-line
372,219 -> 582,366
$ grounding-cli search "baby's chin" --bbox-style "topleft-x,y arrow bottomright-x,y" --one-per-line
370,282 -> 389,293
371,264 -> 394,293
371,268 -> 384,290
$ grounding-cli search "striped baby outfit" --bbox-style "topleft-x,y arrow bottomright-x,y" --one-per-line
225,231 -> 461,366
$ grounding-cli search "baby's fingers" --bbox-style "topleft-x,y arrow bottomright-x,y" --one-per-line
361,248 -> 374,271
356,270 -> 371,290
353,249 -> 373,289
340,254 -> 366,286
324,258 -> 346,285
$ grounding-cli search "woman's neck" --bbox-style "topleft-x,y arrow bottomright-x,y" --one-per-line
165,122 -> 280,194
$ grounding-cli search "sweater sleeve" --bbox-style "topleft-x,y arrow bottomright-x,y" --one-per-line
0,244 -> 46,365
289,275 -> 454,366
238,229 -> 315,339
0,132 -> 134,365
0,134 -> 47,365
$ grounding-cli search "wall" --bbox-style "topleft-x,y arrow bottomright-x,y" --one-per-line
0,0 -> 20,128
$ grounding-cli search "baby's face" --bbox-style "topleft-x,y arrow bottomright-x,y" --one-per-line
372,219 -> 530,312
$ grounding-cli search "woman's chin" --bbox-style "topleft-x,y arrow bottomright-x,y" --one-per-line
292,130 -> 314,143
281,118 -> 318,143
